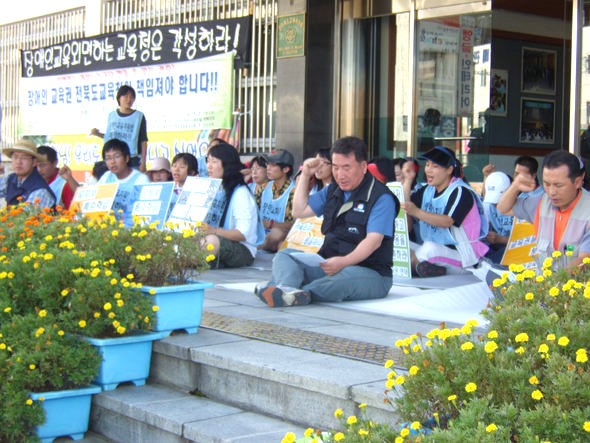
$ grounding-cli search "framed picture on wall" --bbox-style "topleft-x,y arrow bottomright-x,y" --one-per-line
521,47 -> 557,95
519,98 -> 555,144
489,69 -> 508,116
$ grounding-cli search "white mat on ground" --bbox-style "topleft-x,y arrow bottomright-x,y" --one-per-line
393,272 -> 481,289
327,281 -> 492,326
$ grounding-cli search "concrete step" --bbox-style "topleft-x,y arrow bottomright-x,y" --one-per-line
148,329 -> 401,431
90,383 -> 307,443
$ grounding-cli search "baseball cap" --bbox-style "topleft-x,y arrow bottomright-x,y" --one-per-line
265,149 -> 294,167
484,171 -> 512,204
418,146 -> 457,168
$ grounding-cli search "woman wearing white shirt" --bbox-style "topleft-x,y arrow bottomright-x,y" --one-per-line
204,143 -> 264,268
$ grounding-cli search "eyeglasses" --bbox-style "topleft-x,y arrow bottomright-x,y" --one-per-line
104,154 -> 124,162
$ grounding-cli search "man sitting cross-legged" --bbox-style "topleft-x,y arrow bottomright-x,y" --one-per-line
255,136 -> 399,307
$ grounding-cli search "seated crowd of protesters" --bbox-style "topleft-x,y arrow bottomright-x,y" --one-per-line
3,135 -> 588,293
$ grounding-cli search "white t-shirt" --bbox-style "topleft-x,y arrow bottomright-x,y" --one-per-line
224,185 -> 260,257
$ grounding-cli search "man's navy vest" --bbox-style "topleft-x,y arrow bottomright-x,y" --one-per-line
318,173 -> 396,278
6,168 -> 55,207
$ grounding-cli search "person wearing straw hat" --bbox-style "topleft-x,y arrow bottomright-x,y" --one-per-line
0,139 -> 56,209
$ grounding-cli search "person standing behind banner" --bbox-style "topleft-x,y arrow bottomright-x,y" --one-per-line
98,139 -> 150,227
203,143 -> 264,268
91,85 -> 148,172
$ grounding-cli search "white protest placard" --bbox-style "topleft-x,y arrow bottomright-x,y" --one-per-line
166,176 -> 223,231
387,182 -> 412,280
70,183 -> 118,220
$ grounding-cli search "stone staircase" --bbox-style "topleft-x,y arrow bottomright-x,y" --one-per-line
87,327 -> 401,442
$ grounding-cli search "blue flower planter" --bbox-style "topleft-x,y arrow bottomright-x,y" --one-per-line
140,280 -> 213,336
83,331 -> 166,391
30,385 -> 101,443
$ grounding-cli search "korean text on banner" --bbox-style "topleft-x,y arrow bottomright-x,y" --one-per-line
132,182 -> 174,227
166,176 -> 222,232
501,218 -> 537,269
387,182 -> 412,279
70,183 -> 118,220
280,216 -> 325,252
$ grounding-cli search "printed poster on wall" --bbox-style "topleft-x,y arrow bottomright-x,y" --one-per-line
387,182 -> 412,280
166,176 -> 222,232
132,182 -> 174,227
458,16 -> 475,117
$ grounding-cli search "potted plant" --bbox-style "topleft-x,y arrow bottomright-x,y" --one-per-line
72,216 -> 215,336
0,311 -> 101,442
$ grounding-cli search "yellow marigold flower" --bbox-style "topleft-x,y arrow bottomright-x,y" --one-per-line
124,246 -> 132,253
104,302 -> 112,311
117,300 -> 124,307
29,364 -> 36,370
205,254 -> 216,262
152,305 -> 160,312
94,312 -> 101,318
126,273 -> 134,280
358,403 -> 366,408
584,257 -> 590,264
117,326 -> 126,334
529,375 -> 539,385
536,275 -> 545,282
61,289 -> 69,296
110,278 -> 118,285
549,287 -> 560,297
460,325 -> 472,335
515,332 -> 529,343
358,429 -> 368,436
515,273 -> 524,282
412,344 -> 422,352
347,415 -> 357,425
165,235 -> 172,241
335,408 -> 343,418
385,379 -> 394,389
112,320 -> 120,328
576,349 -> 588,363
538,344 -> 549,353
487,330 -> 498,339
531,389 -> 544,400
546,334 -> 556,341
448,394 -> 457,401
108,312 -> 115,319
461,342 -> 474,351
400,428 -> 410,437
425,340 -> 433,347
26,399 -> 33,405
78,320 -> 86,328
3,307 -> 11,313
281,432 -> 296,443
410,421 -> 421,430
334,432 -> 344,441
304,428 -> 314,438
35,327 -> 45,337
409,365 -> 419,375
484,341 -> 498,353
384,359 -> 394,368
525,292 -> 534,300
0,343 -> 5,350
492,278 -> 503,288
144,317 -> 150,323
543,269 -> 552,277
465,382 -> 477,393
486,423 -> 498,433
552,251 -> 562,258
207,243 -> 215,251
38,309 -> 47,318
111,230 -> 118,237
584,421 -> 590,432
395,438 -> 404,443
58,330 -> 64,336
395,375 -> 405,385
558,336 -> 569,346
22,256 -> 31,263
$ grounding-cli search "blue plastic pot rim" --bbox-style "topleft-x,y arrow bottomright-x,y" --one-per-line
139,280 -> 214,294
82,330 -> 167,346
30,384 -> 101,400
